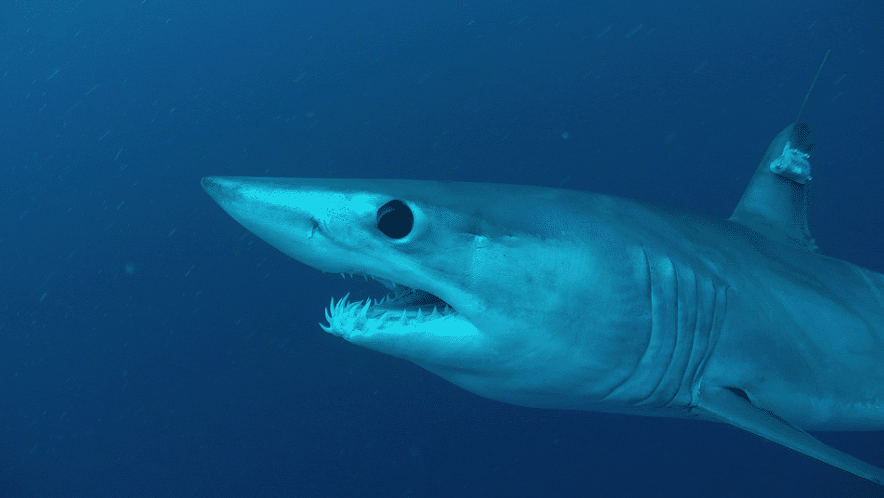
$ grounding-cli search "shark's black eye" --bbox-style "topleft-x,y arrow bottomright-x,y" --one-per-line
377,200 -> 414,239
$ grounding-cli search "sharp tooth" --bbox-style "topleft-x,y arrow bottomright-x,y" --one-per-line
320,323 -> 332,333
359,300 -> 370,319
416,308 -> 424,322
346,299 -> 360,315
374,315 -> 386,329
325,307 -> 333,324
398,310 -> 408,325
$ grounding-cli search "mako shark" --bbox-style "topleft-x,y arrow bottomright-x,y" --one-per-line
202,81 -> 883,489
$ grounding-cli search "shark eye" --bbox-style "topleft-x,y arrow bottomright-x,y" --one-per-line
376,199 -> 414,239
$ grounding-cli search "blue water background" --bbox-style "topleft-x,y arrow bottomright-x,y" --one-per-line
1,1 -> 883,496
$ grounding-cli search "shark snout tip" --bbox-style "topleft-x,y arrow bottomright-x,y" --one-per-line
200,176 -> 220,191
201,176 -> 240,200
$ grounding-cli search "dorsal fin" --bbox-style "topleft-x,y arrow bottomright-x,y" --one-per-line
729,122 -> 816,250
728,51 -> 830,252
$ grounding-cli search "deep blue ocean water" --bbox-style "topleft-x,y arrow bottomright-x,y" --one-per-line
1,1 -> 883,496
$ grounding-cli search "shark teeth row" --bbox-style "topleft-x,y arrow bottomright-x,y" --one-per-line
333,272 -> 403,292
320,293 -> 454,334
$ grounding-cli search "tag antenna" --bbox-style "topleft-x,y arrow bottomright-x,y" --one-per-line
795,50 -> 831,124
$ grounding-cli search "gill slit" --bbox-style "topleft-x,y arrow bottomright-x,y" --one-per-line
600,244 -> 655,402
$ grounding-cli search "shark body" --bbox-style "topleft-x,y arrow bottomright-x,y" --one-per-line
202,123 -> 884,486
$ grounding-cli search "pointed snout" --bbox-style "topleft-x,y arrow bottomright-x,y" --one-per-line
201,176 -> 240,205
200,175 -> 222,192
200,176 -> 377,274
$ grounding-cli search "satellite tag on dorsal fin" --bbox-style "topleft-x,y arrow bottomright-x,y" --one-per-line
729,51 -> 830,251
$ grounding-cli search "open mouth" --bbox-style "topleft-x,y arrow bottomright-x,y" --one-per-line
320,274 -> 457,335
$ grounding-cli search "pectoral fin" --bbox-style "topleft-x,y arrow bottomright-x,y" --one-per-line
696,384 -> 884,486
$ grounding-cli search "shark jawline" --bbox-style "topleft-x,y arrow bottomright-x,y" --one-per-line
320,274 -> 458,335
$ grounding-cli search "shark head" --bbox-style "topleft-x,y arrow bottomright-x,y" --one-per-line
202,177 -> 655,409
